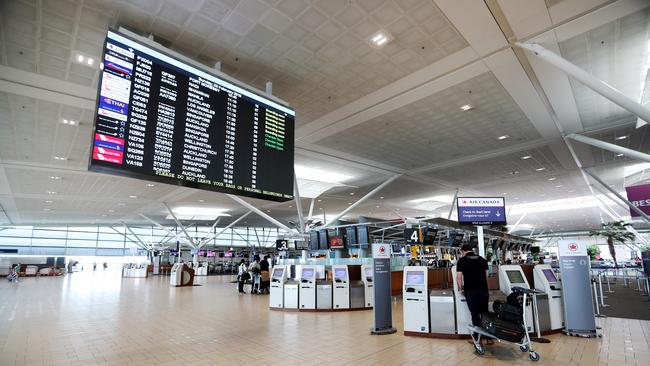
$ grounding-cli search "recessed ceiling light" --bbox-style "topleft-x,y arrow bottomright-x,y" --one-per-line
347,202 -> 352,205
288,205 -> 293,208
61,119 -> 78,126
555,185 -> 563,188
47,191 -> 57,195
536,167 -> 546,171
460,104 -> 473,111
349,192 -> 354,195
44,200 -> 53,203
615,135 -> 627,140
101,214 -> 107,217
319,207 -> 323,210
108,209 -> 115,213
87,58 -> 94,66
380,196 -> 384,200
266,210 -> 271,213
43,208 -> 51,211
521,155 -> 532,160
501,192 -> 507,195
76,54 -> 84,63
129,195 -> 137,199
369,30 -> 392,47
50,176 -> 62,180
117,202 -> 125,206
53,156 -> 68,161
376,205 -> 380,208
198,199 -> 205,202
146,183 -> 155,187
548,177 -> 556,181
497,135 -> 509,140
616,153 -> 624,157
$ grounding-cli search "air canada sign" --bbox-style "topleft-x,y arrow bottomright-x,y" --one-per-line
457,197 -> 507,226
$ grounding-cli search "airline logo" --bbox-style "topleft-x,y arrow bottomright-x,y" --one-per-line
99,96 -> 128,115
93,151 -> 123,164
94,140 -> 123,151
106,42 -> 134,59
98,107 -> 127,122
93,146 -> 123,159
104,54 -> 133,74
458,197 -> 504,207
95,133 -> 124,146
100,72 -> 131,103
568,242 -> 578,252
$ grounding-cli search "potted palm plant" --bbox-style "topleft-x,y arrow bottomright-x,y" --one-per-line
589,221 -> 635,268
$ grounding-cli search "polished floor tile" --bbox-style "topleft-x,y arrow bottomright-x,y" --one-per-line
1,271 -> 648,365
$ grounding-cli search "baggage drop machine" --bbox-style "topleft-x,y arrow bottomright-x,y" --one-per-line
361,264 -> 374,308
451,265 -> 472,335
270,266 -> 287,308
533,264 -> 564,331
403,266 -> 429,333
499,265 -> 534,332
299,265 -> 317,309
170,263 -> 194,287
332,265 -> 350,309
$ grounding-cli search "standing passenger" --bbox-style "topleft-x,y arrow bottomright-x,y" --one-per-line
237,259 -> 248,294
456,244 -> 494,345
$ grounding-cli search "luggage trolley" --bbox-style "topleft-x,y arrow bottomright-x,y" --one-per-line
467,287 -> 543,362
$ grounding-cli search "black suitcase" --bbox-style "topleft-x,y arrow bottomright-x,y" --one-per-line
480,313 -> 525,343
492,299 -> 523,324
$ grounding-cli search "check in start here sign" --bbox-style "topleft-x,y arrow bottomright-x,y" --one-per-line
457,197 -> 507,225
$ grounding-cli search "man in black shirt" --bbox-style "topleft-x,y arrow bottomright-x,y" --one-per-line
456,244 -> 493,344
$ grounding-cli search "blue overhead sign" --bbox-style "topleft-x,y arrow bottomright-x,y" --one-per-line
457,197 -> 507,225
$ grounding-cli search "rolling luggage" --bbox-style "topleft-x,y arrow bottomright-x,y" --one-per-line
480,313 -> 525,343
492,299 -> 523,324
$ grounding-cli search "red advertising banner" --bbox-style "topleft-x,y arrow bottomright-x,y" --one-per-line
625,183 -> 650,217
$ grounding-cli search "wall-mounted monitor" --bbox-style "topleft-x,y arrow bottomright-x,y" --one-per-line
451,233 -> 464,247
405,271 -> 425,285
318,230 -> 329,250
506,270 -> 526,284
89,31 -> 295,202
530,246 -> 540,254
309,231 -> 319,250
422,228 -> 438,245
357,226 -> 370,249
328,235 -> 345,249
457,197 -> 507,225
294,240 -> 308,250
346,226 -> 358,246
224,251 -> 233,257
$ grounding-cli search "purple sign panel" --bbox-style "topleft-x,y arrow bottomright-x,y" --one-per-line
625,183 -> 650,217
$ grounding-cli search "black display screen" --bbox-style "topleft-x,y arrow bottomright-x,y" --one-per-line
357,226 -> 370,249
88,31 -> 295,201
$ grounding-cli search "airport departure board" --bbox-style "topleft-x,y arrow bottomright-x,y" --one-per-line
89,31 -> 295,201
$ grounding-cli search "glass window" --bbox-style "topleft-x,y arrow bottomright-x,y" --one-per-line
67,231 -> 98,240
68,226 -> 98,232
65,238 -> 97,248
99,226 -> 124,234
0,227 -> 33,237
0,237 -> 31,246
97,240 -> 125,249
31,238 -> 66,247
97,232 -> 124,242
32,229 -> 67,239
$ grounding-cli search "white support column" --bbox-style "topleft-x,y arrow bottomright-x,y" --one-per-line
139,214 -> 186,244
122,223 -> 148,250
584,169 -> 650,223
568,134 -> 650,163
517,42 -> 650,127
508,212 -> 528,234
447,188 -> 459,220
111,226 -> 145,249
197,217 -> 221,248
320,174 -> 402,229
163,202 -> 196,247
477,226 -> 485,257
293,175 -> 305,233
227,194 -> 296,233
307,198 -> 316,224
201,211 -> 253,246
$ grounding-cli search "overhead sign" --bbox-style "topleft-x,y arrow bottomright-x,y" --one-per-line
403,228 -> 421,245
625,183 -> 650,217
275,239 -> 288,251
558,240 -> 587,257
328,236 -> 345,249
89,31 -> 295,202
457,197 -> 506,225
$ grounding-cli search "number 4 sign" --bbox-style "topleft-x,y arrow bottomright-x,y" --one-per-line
403,228 -> 421,245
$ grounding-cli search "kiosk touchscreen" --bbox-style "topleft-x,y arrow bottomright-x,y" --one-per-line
361,265 -> 374,308
451,265 -> 472,335
299,266 -> 317,309
403,266 -> 429,333
499,265 -> 533,331
332,265 -> 350,309
533,264 -> 564,331
270,266 -> 287,308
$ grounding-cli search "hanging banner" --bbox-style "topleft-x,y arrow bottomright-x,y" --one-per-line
625,183 -> 650,217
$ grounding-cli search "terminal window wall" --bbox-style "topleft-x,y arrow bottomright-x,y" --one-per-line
0,225 -> 281,255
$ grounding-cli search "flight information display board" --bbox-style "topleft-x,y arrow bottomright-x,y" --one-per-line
89,31 -> 295,201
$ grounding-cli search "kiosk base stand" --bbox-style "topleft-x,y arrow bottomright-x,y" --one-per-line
371,327 -> 397,335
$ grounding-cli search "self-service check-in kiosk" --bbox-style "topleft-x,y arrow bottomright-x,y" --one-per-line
451,265 -> 472,335
316,268 -> 332,309
283,269 -> 299,309
403,266 -> 429,333
170,263 -> 194,287
270,266 -> 287,308
333,265 -> 350,309
533,264 -> 564,331
361,265 -> 374,308
499,265 -> 534,331
299,265 -> 317,309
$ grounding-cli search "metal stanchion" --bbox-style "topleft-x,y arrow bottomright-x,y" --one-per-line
593,280 -> 605,317
598,273 -> 609,307
623,269 -> 629,287
606,270 -> 613,293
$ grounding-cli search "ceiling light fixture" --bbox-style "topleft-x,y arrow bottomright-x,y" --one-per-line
460,104 -> 473,111
369,30 -> 392,48
198,199 -> 205,202
47,191 -> 57,195
129,195 -> 137,199
615,135 -> 628,140
146,183 -> 155,187
616,153 -> 624,157
555,185 -> 563,188
521,155 -> 532,160
117,202 -> 125,206
50,176 -> 62,180
61,119 -> 78,126
349,192 -> 354,196
53,156 -> 68,161
497,135 -> 509,140
536,167 -> 546,171
44,200 -> 53,203
43,208 -> 51,211
548,177 -> 556,181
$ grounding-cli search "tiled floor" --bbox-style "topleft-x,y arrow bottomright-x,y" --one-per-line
1,272 -> 649,366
